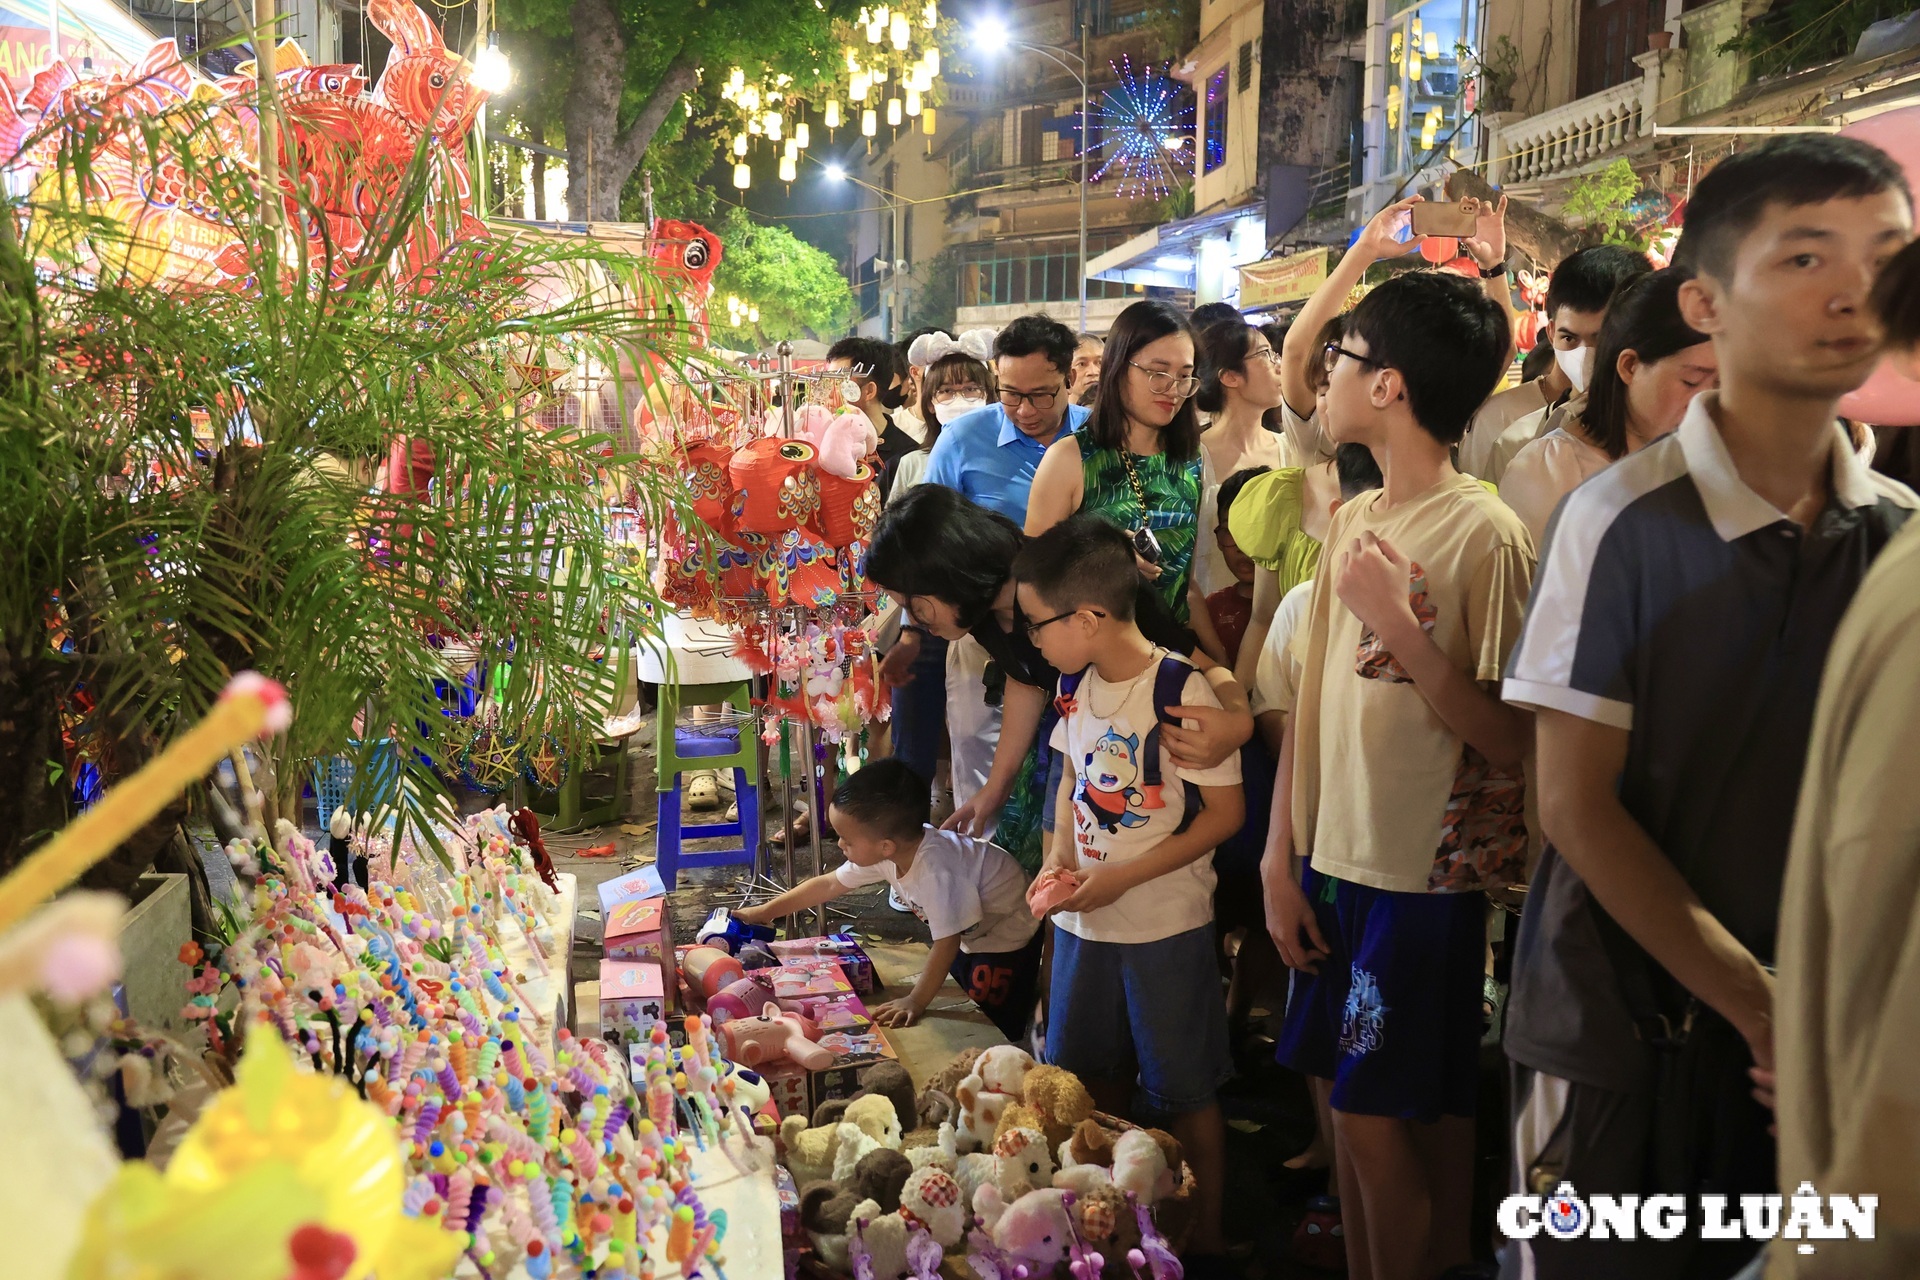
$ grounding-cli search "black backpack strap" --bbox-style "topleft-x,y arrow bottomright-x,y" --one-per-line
1054,667 -> 1087,720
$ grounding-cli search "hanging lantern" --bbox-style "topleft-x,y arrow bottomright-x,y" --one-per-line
891,12 -> 910,49
1390,30 -> 1403,64
1424,30 -> 1439,59
1409,49 -> 1423,80
779,155 -> 797,182
1411,17 -> 1422,42
795,121 -> 811,148
862,108 -> 878,137
733,162 -> 752,189
926,46 -> 940,76
784,137 -> 799,161
766,111 -> 783,140
850,73 -> 870,102
886,98 -> 902,127
922,0 -> 936,27
749,305 -> 760,323
912,64 -> 933,93
1421,107 -> 1441,150
867,17 -> 882,41
741,84 -> 761,112
732,133 -> 748,156
873,63 -> 888,83
748,116 -> 762,135
845,45 -> 860,72
922,106 -> 936,135
730,67 -> 746,91
826,100 -> 842,129
1386,84 -> 1402,128
905,88 -> 922,116
1418,236 -> 1458,264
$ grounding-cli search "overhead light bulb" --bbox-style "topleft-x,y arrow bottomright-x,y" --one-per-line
734,162 -> 752,189
795,121 -> 811,147
891,13 -> 909,48
733,133 -> 748,156
905,88 -> 921,116
862,108 -> 878,137
826,100 -> 842,128
472,33 -> 511,94
922,106 -> 936,134
887,97 -> 902,126
825,162 -> 848,181
779,155 -> 797,182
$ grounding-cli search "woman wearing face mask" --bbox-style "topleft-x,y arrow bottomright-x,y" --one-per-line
1189,321 -> 1289,617
1024,299 -> 1207,625
1501,269 -> 1718,541
890,330 -> 996,494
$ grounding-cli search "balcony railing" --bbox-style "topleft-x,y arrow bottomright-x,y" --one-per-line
1487,49 -> 1686,186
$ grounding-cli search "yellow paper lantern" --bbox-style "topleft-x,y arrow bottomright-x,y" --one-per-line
766,111 -> 783,140
826,100 -> 842,128
795,121 -> 811,147
850,73 -> 870,102
1386,83 -> 1402,128
891,13 -> 910,48
922,0 -> 936,27
905,88 -> 922,116
732,133 -> 748,156
734,162 -> 752,189
1421,108 -> 1441,150
1390,30 -> 1403,64
922,106 -> 936,134
845,45 -> 860,72
1409,50 -> 1423,80
926,46 -> 940,76
1424,30 -> 1439,58
886,97 -> 902,126
779,155 -> 797,182
867,18 -> 881,41
862,108 -> 878,136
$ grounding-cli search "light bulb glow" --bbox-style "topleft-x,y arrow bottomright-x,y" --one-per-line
975,17 -> 1010,50
825,162 -> 848,181
862,108 -> 878,136
733,162 -> 752,189
471,37 -> 511,94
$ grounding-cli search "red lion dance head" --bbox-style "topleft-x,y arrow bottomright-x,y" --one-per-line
649,219 -> 723,348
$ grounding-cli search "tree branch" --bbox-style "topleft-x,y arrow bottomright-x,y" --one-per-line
612,52 -> 699,175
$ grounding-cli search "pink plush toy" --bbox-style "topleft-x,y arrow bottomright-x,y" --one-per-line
1026,867 -> 1079,918
808,410 -> 879,479
719,1002 -> 833,1071
705,973 -> 778,1025
681,945 -> 747,1001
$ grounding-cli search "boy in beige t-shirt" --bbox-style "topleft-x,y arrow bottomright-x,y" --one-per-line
1262,269 -> 1536,1280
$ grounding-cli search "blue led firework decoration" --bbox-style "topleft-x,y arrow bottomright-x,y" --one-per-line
1086,57 -> 1194,199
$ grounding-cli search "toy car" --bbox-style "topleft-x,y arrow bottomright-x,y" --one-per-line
695,906 -> 777,955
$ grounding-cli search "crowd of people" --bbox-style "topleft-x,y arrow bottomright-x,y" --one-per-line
767,135 -> 1920,1280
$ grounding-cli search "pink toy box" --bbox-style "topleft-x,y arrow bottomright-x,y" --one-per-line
599,959 -> 669,1046
768,933 -> 877,996
604,896 -> 673,963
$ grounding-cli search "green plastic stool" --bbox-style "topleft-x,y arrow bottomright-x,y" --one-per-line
532,647 -> 636,833
654,679 -> 760,889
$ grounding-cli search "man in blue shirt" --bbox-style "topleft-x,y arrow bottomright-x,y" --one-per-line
925,314 -> 1088,524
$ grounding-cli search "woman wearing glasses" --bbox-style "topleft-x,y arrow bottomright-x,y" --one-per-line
1024,300 -> 1207,625
1189,320 -> 1291,626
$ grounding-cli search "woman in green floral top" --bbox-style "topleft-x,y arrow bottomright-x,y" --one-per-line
1025,300 -> 1205,624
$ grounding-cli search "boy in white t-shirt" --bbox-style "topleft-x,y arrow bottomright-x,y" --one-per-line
738,759 -> 1042,1039
1012,514 -> 1244,1260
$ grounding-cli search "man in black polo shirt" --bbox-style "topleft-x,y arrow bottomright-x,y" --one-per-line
1498,136 -> 1915,1280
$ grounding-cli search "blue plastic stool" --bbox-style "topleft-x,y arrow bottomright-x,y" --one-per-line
655,680 -> 760,891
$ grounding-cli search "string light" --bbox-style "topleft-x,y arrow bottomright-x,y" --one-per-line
1087,56 -> 1195,200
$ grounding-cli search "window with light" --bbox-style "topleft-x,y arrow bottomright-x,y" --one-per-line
1383,0 -> 1476,176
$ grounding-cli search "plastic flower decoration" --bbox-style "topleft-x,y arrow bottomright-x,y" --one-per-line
68,1023 -> 460,1280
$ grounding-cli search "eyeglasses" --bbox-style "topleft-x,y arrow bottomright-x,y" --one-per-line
1323,342 -> 1387,375
1128,362 -> 1200,399
997,386 -> 1063,411
933,385 -> 984,402
1248,346 -> 1283,367
1024,606 -> 1105,637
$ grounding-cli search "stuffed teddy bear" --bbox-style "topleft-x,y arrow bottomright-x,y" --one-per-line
992,1101 -> 1047,1145
1056,1118 -> 1115,1175
916,1047 -> 983,1131
899,1165 -> 967,1248
810,1059 -> 918,1136
1019,1064 -> 1097,1152
953,1124 -> 1056,1212
782,1092 -> 900,1186
798,1149 -> 914,1271
830,1093 -> 907,1184
1110,1128 -> 1178,1205
847,1199 -> 909,1279
953,1045 -> 1036,1153
973,1185 -> 1076,1268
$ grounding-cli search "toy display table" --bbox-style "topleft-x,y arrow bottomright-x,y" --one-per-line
860,940 -> 1005,1090
498,871 -> 576,1056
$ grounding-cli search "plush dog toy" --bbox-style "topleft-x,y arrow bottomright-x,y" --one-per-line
782,1092 -> 901,1186
954,1045 -> 1035,1153
832,1093 -> 906,1184
972,1185 -> 1076,1268
917,1047 -> 983,1130
810,1059 -> 918,1136
1111,1127 -> 1179,1205
899,1166 -> 967,1249
798,1148 -> 913,1271
954,1124 -> 1056,1211
1018,1064 -> 1096,1152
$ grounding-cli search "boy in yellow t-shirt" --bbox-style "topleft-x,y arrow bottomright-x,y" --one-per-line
1262,267 -> 1536,1280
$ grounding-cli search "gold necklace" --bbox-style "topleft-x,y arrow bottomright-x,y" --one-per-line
1087,646 -> 1166,721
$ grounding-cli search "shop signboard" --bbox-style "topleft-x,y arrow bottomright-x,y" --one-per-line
1239,247 -> 1331,310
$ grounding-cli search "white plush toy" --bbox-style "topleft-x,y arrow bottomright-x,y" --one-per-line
1110,1128 -> 1176,1204
952,1044 -> 1035,1153
954,1125 -> 1056,1210
848,1200 -> 909,1280
900,1166 -> 967,1248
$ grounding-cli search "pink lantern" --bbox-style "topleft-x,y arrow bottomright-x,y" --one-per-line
1839,106 -> 1920,426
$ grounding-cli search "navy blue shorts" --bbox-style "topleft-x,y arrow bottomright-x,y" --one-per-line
1047,923 -> 1233,1113
1276,865 -> 1486,1121
949,927 -> 1045,1043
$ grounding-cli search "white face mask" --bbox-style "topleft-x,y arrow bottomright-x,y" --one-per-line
933,396 -> 987,424
1555,345 -> 1592,394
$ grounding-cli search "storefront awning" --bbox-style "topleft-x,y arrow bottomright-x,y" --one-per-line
0,0 -> 165,89
1084,202 -> 1266,295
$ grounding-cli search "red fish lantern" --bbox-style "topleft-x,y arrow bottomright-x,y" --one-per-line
678,436 -> 737,537
729,438 -> 822,535
811,464 -> 880,547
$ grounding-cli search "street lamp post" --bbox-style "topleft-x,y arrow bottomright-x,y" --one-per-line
823,161 -> 908,340
976,19 -> 1093,335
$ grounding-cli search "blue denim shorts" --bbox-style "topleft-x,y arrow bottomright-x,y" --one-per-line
1276,865 -> 1486,1121
1046,923 -> 1233,1113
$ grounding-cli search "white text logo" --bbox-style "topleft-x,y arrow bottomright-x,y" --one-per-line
1498,1182 -> 1878,1254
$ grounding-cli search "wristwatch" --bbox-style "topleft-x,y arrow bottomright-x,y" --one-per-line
1479,262 -> 1509,279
